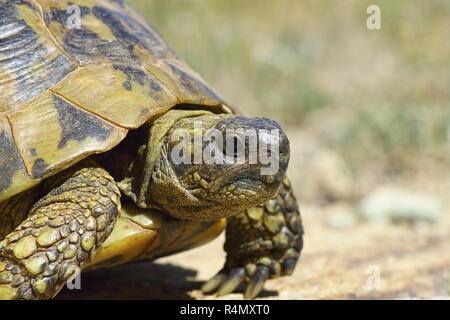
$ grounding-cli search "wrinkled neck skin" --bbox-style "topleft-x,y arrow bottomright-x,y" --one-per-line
101,109 -> 290,222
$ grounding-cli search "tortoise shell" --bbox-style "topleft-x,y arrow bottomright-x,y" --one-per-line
0,0 -> 235,203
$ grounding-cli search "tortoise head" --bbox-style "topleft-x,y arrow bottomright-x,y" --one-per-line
143,110 -> 290,221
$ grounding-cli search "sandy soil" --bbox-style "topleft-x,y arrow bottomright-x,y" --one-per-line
58,203 -> 450,300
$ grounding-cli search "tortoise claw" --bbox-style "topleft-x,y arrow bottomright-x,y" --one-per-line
216,267 -> 246,297
201,271 -> 227,293
244,265 -> 270,299
282,258 -> 297,276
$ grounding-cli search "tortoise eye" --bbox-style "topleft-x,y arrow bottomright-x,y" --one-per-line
224,135 -> 245,159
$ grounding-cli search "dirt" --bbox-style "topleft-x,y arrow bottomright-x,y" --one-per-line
58,202 -> 450,300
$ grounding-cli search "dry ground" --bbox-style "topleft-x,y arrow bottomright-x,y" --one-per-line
58,203 -> 450,300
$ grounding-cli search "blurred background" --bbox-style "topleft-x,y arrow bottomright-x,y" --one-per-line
61,0 -> 450,299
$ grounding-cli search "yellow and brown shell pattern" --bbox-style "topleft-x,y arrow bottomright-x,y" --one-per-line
0,0 -> 233,204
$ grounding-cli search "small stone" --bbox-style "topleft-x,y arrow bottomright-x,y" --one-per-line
359,186 -> 444,225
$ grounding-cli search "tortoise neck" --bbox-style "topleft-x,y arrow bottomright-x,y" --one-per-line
96,109 -> 215,210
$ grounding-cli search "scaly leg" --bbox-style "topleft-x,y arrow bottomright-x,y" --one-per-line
202,178 -> 303,299
0,161 -> 120,299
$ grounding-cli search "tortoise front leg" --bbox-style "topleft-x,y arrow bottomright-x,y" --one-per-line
0,161 -> 120,300
202,178 -> 303,299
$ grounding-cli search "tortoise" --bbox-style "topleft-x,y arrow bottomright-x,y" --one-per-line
0,0 -> 303,300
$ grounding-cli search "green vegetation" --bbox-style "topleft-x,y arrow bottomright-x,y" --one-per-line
129,0 -> 450,181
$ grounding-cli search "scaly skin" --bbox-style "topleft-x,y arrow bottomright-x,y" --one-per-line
0,161 -> 120,299
0,110 -> 300,300
101,110 -> 290,222
202,178 -> 303,299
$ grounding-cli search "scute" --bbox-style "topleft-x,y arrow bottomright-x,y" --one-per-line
51,64 -> 178,129
0,0 -> 76,112
0,0 -> 232,203
40,0 -> 176,65
0,114 -> 36,202
7,91 -> 127,180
